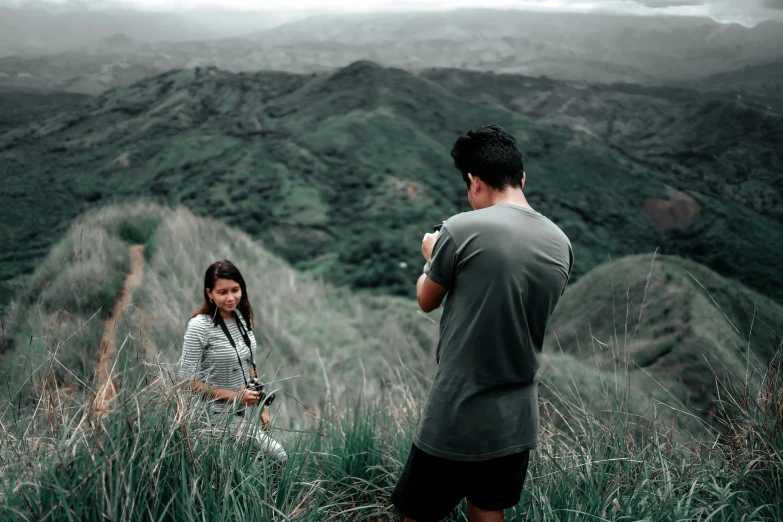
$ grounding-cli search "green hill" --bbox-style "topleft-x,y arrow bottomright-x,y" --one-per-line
4,202 -> 782,440
1,62 -> 781,313
0,87 -> 89,133
0,202 -> 438,413
545,253 -> 783,434
691,58 -> 783,108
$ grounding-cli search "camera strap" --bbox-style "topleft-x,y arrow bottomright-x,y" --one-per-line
217,311 -> 255,388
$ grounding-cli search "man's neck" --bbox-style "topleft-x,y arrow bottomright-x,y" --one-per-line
488,188 -> 533,211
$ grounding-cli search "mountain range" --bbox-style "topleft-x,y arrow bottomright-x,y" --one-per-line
1,62 -> 781,311
0,4 -> 304,58
693,57 -> 783,101
1,9 -> 782,95
423,68 -> 783,221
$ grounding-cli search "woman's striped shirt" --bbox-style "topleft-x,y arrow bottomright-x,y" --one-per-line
179,311 -> 257,414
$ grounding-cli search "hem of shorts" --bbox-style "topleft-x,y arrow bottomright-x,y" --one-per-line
392,490 -> 452,522
413,436 -> 538,461
393,503 -> 448,522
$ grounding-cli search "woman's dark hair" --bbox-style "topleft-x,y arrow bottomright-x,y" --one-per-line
192,260 -> 254,329
450,124 -> 525,191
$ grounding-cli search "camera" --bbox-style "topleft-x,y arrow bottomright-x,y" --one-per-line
248,377 -> 275,407
433,224 -> 443,232
247,377 -> 264,394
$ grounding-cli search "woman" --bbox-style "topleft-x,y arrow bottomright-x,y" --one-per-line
179,259 -> 287,462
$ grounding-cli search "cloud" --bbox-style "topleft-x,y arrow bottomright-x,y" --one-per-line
635,0 -> 704,7
629,0 -> 783,23
4,0 -> 782,23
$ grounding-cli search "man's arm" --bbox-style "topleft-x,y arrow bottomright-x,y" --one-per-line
418,226 -> 455,312
417,272 -> 449,313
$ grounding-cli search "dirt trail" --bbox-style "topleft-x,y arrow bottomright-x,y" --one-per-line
92,244 -> 145,416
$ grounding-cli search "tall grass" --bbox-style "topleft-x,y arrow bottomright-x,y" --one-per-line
0,224 -> 130,408
1,340 -> 781,521
712,356 -> 783,513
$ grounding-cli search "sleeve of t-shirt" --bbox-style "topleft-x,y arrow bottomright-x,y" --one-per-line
424,227 -> 458,289
179,316 -> 208,381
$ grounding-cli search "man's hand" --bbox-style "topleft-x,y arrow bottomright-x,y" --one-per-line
422,230 -> 440,262
262,407 -> 271,430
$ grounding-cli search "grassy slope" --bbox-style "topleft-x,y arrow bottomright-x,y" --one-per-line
1,205 -> 782,520
5,202 -> 782,439
546,253 -> 783,433
0,202 -> 438,414
1,62 -> 779,311
0,224 -> 130,400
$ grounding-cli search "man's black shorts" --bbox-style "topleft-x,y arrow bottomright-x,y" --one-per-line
391,443 -> 531,521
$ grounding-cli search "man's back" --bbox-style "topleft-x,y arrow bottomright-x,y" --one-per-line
415,202 -> 573,461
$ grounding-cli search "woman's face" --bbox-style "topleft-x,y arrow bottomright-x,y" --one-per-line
207,278 -> 242,315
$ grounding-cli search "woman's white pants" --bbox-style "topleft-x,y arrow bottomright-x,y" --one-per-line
229,410 -> 288,463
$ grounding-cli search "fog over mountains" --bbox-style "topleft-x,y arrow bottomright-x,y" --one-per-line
0,4 -> 306,57
1,7 -> 782,94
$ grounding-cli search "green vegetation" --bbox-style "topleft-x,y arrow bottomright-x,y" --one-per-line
1,202 -> 782,519
1,334 -> 781,520
0,203 -> 438,413
546,252 -> 783,434
1,62 -> 781,313
0,87 -> 89,133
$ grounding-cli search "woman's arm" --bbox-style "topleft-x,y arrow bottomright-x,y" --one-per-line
183,379 -> 262,406
183,379 -> 236,402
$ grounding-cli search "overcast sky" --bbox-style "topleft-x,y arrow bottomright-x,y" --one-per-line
5,0 -> 783,25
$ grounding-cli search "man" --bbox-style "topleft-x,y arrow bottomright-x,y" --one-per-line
392,125 -> 573,522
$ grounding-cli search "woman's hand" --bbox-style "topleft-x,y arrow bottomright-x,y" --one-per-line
262,407 -> 271,430
234,385 -> 262,406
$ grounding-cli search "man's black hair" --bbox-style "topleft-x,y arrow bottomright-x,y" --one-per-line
450,125 -> 525,191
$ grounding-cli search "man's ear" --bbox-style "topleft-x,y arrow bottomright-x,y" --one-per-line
521,171 -> 526,190
467,173 -> 479,194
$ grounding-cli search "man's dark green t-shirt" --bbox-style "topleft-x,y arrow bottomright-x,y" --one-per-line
415,203 -> 573,462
